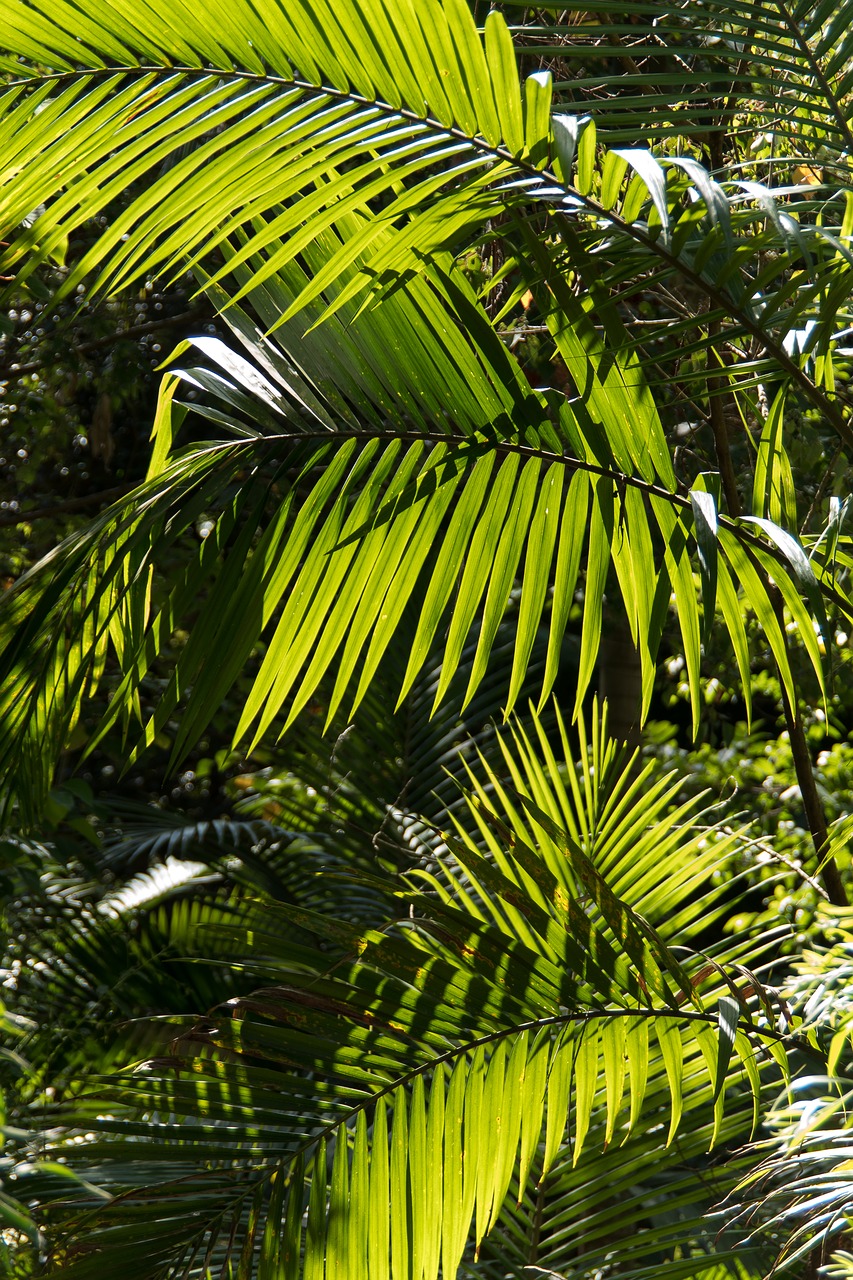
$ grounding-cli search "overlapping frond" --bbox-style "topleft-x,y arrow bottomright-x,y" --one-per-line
505,0 -> 853,155
4,0 -> 853,456
19,708 -> 799,1279
1,0 -> 850,827
1,238 -> 842,820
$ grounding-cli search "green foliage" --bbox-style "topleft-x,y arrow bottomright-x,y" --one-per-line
3,0 -> 853,1275
7,706 -> 797,1279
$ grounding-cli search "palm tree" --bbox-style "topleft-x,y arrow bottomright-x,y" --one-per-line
3,0 -> 853,1274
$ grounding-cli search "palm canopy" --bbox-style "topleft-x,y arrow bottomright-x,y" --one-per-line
4,0 -> 853,411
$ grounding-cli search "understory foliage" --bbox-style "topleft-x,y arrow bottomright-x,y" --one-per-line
3,0 -> 853,1275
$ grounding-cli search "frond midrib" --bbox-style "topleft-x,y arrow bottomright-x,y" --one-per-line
8,63 -> 853,455
5,62 -> 518,170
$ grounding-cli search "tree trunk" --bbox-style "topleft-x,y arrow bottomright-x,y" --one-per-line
598,605 -> 642,751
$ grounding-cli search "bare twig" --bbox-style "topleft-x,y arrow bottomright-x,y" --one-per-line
0,484 -> 134,527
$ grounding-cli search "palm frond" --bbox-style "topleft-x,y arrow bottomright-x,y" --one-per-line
19,706 -> 802,1279
506,0 -> 853,157
5,0 -> 853,459
0,0 -> 528,296
1,235 -> 842,819
722,904 -> 853,1270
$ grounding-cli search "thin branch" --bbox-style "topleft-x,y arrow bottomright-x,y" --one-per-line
800,442 -> 844,536
0,485 -> 136,527
780,689 -> 847,906
0,307 -> 209,381
723,828 -> 830,901
771,589 -> 848,906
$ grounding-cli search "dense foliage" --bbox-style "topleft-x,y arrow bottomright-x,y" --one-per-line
3,0 -> 853,1276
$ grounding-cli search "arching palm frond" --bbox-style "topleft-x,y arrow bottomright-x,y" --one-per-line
1,237 -> 842,821
0,0 -> 538,298
19,707 -> 800,1280
4,0 -> 853,446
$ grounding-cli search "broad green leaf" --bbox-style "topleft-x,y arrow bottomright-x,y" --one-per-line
390,1087 -> 410,1280
258,1166 -> 286,1280
409,1074 -> 427,1280
423,1070 -> 444,1280
517,1029 -> 549,1197
485,11 -> 524,152
463,1047 -> 484,1251
476,1039 -> 506,1243
626,1018 -> 650,1136
551,113 -> 589,183
690,485 -> 719,645
327,1126 -> 350,1278
601,1017 -> 628,1149
543,1031 -> 572,1177
576,116 -> 597,195
651,496 -> 702,737
507,461 -> 564,710
350,1115 -> 369,1280
462,455 -> 540,710
735,1029 -> 764,1137
741,515 -> 830,654
601,150 -> 629,210
576,476 -> 614,716
491,1031 -> 526,1228
540,469 -> 590,711
614,148 -> 671,244
305,1140 -> 328,1280
442,1060 -> 466,1279
523,70 -> 552,166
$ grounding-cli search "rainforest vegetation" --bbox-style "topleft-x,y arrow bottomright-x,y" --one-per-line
3,0 -> 853,1275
